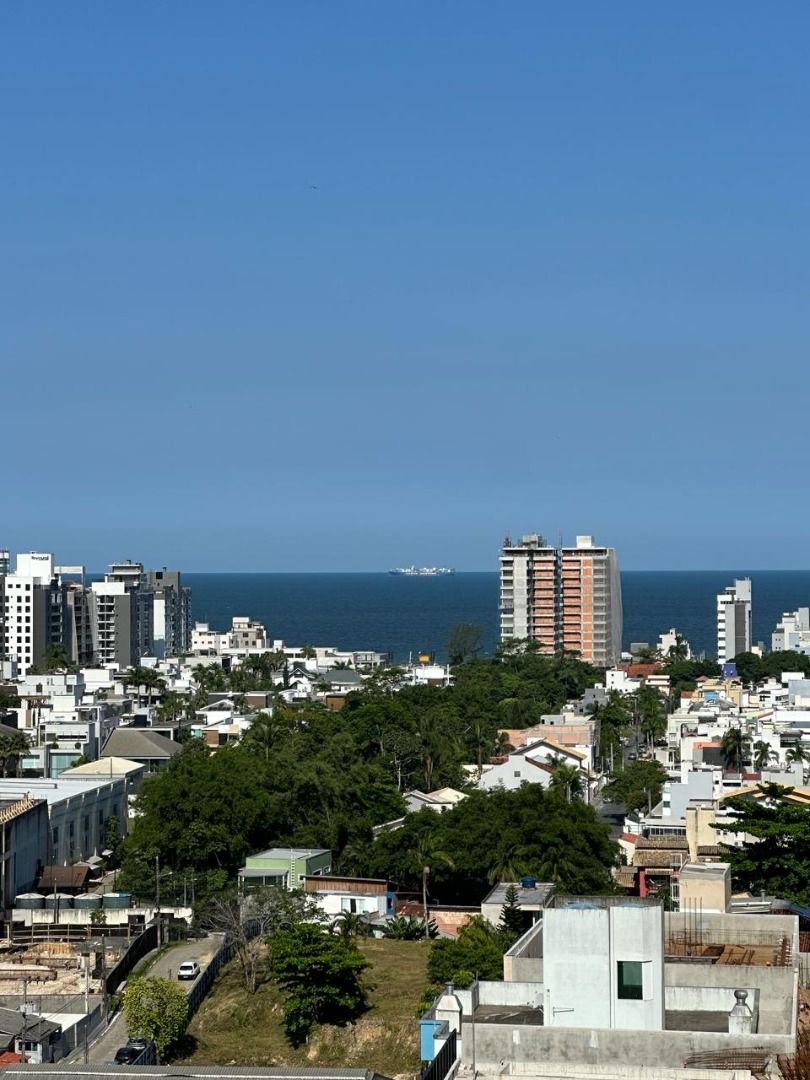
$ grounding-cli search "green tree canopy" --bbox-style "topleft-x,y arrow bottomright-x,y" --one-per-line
603,759 -> 666,815
447,624 -> 483,666
361,785 -> 616,902
272,923 -> 369,1045
123,976 -> 188,1060
427,916 -> 512,986
718,785 -> 810,904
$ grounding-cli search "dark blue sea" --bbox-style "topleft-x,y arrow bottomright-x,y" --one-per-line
185,571 -> 810,663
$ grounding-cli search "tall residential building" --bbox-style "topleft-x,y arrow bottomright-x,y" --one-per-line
1,553 -> 68,675
499,533 -> 622,666
146,568 -> 192,657
716,577 -> 752,663
90,561 -> 192,666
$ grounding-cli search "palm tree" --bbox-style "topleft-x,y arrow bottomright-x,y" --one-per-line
413,833 -> 454,939
331,911 -> 371,939
125,666 -> 165,707
787,744 -> 809,768
548,756 -> 583,802
469,719 -> 491,779
752,740 -> 776,772
157,691 -> 186,723
243,712 -> 285,763
487,843 -> 527,885
721,727 -> 747,772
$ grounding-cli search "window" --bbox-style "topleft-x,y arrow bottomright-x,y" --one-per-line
617,961 -> 643,1000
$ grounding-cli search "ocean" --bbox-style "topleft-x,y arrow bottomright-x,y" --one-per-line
185,570 -> 810,663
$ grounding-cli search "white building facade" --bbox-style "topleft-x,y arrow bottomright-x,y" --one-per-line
717,578 -> 752,663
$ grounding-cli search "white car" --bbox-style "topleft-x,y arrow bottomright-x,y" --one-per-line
177,961 -> 200,981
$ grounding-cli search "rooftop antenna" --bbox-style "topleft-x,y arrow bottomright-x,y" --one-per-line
557,530 -> 563,551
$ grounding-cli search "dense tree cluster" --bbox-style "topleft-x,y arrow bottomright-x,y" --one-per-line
659,657 -> 721,694
358,785 -> 617,903
118,648 -> 612,903
729,651 -> 810,687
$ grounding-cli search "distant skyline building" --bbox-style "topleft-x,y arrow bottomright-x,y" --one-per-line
1,550 -> 191,672
716,577 -> 752,663
499,533 -> 623,666
772,607 -> 810,657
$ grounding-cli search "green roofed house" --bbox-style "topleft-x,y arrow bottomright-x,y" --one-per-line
238,847 -> 332,892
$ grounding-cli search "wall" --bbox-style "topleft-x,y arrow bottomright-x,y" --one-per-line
462,1019 -> 794,1070
504,919 -> 544,983
544,902 -> 664,1032
664,961 -> 795,1036
45,780 -> 127,864
313,892 -> 387,918
2,803 -> 49,913
478,753 -> 550,792
453,981 -> 543,1015
665,984 -> 759,1030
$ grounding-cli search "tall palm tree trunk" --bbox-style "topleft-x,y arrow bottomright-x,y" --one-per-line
422,866 -> 429,940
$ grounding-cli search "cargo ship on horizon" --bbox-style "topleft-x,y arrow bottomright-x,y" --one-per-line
388,566 -> 456,576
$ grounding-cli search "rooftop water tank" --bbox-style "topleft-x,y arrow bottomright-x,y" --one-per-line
519,875 -> 537,889
15,893 -> 44,910
44,893 -> 74,910
102,891 -> 131,910
74,893 -> 103,910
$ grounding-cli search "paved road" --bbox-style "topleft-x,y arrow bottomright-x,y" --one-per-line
83,934 -> 223,1064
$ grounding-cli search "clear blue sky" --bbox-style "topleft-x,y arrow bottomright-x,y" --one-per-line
3,2 -> 809,571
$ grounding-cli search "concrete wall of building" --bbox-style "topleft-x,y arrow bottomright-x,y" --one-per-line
1,803 -> 49,911
665,984 -> 759,1030
664,961 -> 795,1036
677,866 -> 731,914
504,919 -> 544,982
461,1020 -> 793,1070
544,903 -> 664,1031
46,781 -> 127,864
454,980 -> 543,1014
505,955 -> 544,982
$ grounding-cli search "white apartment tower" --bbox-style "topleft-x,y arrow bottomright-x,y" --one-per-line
716,577 -> 752,663
2,553 -> 65,675
500,533 -> 623,666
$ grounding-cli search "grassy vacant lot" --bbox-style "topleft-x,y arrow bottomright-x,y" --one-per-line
179,937 -> 429,1078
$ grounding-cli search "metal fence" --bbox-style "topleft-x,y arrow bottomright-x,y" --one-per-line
105,923 -> 159,994
420,1031 -> 457,1080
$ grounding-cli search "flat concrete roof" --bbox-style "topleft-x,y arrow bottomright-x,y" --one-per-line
483,882 -> 554,908
249,848 -> 330,860
0,777 -> 122,805
665,1009 -> 729,1033
472,1005 -> 544,1026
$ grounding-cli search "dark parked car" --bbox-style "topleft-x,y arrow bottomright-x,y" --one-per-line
114,1039 -> 151,1064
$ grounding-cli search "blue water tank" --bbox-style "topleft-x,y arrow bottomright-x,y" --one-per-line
520,876 -> 537,889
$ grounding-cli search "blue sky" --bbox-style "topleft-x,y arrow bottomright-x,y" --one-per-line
3,2 -> 809,571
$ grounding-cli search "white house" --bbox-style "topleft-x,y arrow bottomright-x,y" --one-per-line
304,875 -> 395,923
477,739 -> 587,792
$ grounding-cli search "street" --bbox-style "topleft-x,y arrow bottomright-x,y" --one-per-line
81,934 -> 223,1064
